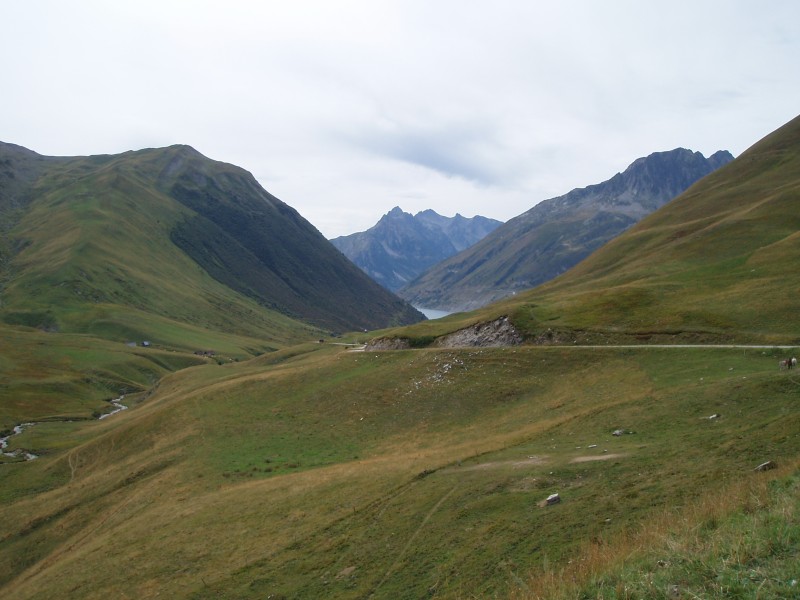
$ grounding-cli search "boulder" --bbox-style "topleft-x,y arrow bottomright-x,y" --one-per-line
545,493 -> 561,505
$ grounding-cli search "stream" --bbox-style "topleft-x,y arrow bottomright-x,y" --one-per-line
0,423 -> 39,461
0,395 -> 127,463
98,395 -> 128,419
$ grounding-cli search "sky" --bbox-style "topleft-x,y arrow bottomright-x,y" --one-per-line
1,1 -> 798,238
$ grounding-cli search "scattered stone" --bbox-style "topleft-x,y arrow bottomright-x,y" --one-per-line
588,444 -> 598,448
706,413 -> 721,420
754,460 -> 777,472
336,566 -> 356,579
612,429 -> 624,436
545,493 -> 560,505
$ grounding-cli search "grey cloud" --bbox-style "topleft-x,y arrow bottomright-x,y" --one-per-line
344,121 -> 522,187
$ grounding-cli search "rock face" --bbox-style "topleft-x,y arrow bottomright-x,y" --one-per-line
331,207 -> 502,292
364,337 -> 412,351
399,148 -> 734,312
366,316 -> 522,350
432,317 -> 523,348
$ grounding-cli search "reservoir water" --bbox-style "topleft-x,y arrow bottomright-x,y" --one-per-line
416,307 -> 452,320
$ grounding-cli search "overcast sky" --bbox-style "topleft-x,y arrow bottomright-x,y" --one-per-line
2,1 -> 798,238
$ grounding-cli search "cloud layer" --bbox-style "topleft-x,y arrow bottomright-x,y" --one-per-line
2,1 -> 798,236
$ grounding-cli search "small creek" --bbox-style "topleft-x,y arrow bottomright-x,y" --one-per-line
97,395 -> 128,420
1,395 -> 127,463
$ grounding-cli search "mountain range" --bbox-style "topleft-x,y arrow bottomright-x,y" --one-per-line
330,207 -> 502,291
2,115 -> 799,599
0,142 -> 423,344
399,148 -> 733,312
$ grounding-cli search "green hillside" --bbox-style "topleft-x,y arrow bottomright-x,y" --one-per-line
0,143 -> 422,345
2,116 -> 800,599
2,342 -> 798,598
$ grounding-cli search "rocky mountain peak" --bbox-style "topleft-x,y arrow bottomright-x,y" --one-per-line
331,208 -> 502,292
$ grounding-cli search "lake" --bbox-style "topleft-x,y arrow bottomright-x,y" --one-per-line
415,306 -> 452,320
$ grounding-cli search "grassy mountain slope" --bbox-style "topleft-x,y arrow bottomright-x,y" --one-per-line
502,114 -> 800,343
1,343 -> 797,598
0,142 -> 421,436
0,144 -> 422,343
400,149 -> 732,312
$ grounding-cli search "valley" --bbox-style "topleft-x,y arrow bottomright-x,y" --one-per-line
1,113 -> 799,598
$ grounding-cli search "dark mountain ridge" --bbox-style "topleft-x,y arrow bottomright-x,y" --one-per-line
399,148 -> 733,311
331,207 -> 501,291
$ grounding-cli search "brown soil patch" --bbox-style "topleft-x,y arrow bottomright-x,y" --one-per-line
570,453 -> 626,463
442,456 -> 548,473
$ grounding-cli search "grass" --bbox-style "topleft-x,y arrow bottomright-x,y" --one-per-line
0,155 -> 324,346
520,461 -> 800,599
1,143 -> 421,338
2,343 -> 799,598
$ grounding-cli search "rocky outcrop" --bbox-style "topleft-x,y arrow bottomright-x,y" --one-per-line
432,317 -> 522,348
364,337 -> 412,351
365,316 -> 523,350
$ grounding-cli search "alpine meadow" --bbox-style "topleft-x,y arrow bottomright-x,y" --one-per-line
1,113 -> 800,600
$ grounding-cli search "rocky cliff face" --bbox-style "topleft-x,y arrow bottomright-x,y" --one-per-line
399,148 -> 734,312
365,316 -> 522,350
331,207 -> 502,292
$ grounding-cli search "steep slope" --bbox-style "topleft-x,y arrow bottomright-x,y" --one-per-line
400,148 -> 733,311
0,143 -> 423,340
330,207 -> 501,291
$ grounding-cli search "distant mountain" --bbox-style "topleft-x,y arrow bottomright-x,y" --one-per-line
330,207 -> 502,291
0,142 -> 424,341
399,148 -> 734,312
